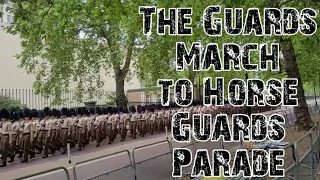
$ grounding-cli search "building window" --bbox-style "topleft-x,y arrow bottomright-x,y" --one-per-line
146,95 -> 151,102
140,80 -> 145,88
7,14 -> 11,23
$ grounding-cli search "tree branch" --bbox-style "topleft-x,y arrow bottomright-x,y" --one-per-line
280,0 -> 295,7
101,28 -> 121,73
38,0 -> 55,36
121,35 -> 135,75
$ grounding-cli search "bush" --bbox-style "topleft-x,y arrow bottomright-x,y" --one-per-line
105,92 -> 116,106
0,96 -> 25,110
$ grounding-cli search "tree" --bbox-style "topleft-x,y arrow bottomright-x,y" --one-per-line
223,0 -> 320,130
0,0 -> 8,16
6,0 -> 319,130
138,0 -> 223,94
140,0 -> 320,130
6,0 -> 146,107
273,0 -> 319,130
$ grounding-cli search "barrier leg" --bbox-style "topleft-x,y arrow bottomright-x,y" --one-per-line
67,143 -> 71,164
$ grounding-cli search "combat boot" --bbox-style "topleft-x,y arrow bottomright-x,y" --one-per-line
0,161 -> 6,167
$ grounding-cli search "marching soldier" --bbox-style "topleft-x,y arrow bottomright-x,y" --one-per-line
129,106 -> 138,139
76,107 -> 84,150
101,108 -> 107,140
170,103 -> 177,117
42,107 -> 52,158
55,109 -> 62,150
163,106 -> 170,131
17,110 -> 25,158
9,110 -> 19,162
49,109 -> 58,154
155,105 -> 163,133
0,109 -> 12,167
21,108 -> 34,163
106,107 -> 113,144
82,107 -> 89,146
169,103 -> 176,130
124,107 -> 131,140
144,106 -> 150,135
30,109 -> 38,157
94,107 -> 102,147
136,105 -> 142,136
112,107 -> 119,141
60,107 -> 71,154
118,107 -> 126,141
136,105 -> 141,136
89,108 -> 96,142
36,110 -> 45,154
70,108 -> 77,147
160,106 -> 166,132
149,106 -> 156,135
139,106 -> 147,137
153,105 -> 159,133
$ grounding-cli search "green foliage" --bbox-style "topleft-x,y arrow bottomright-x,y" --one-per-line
7,0 -> 320,109
0,0 -> 8,4
0,96 -> 25,110
138,0 -> 320,91
6,0 -> 147,106
105,92 -> 116,106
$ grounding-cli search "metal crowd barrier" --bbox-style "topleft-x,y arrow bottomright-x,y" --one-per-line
132,140 -> 174,180
11,105 -> 320,180
73,150 -> 134,180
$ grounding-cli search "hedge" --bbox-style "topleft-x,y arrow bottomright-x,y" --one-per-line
0,96 -> 25,110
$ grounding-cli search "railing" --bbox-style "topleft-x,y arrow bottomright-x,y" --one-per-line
1,87 -> 317,110
272,119 -> 320,180
11,105 -> 320,180
73,150 -> 134,180
0,88 -> 114,109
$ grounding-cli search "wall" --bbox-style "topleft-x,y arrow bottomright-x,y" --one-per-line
0,26 -> 34,89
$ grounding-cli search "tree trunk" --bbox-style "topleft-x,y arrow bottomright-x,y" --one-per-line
115,72 -> 128,108
280,38 -> 313,130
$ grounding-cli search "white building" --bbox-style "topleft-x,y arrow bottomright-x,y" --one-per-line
0,3 -> 140,109
0,3 -> 13,24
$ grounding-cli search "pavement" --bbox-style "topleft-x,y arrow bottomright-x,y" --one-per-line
0,107 -> 299,180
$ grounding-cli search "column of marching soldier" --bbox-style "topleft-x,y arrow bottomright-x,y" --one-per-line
0,101 -> 215,167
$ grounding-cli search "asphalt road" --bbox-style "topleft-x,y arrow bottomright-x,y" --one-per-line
0,107 -> 297,180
